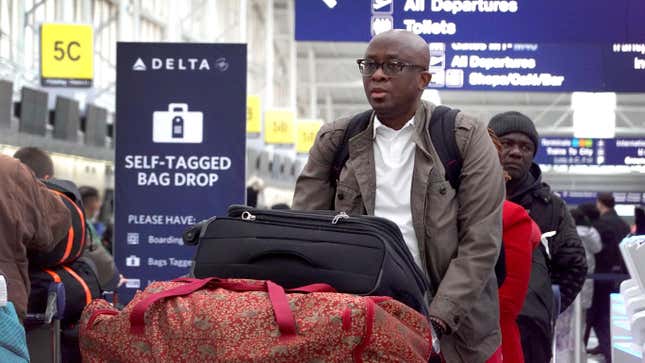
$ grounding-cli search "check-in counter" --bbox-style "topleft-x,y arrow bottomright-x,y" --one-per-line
613,236 -> 645,363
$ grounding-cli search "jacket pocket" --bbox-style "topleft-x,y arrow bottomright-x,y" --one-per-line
428,180 -> 456,200
335,184 -> 362,214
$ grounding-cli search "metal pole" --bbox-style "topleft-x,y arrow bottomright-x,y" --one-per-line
325,91 -> 333,123
288,0 -> 296,112
81,0 -> 92,23
239,0 -> 247,43
573,295 -> 582,363
166,1 -> 180,41
132,0 -> 141,41
117,0 -> 128,41
265,0 -> 274,108
14,0 -> 26,81
308,46 -> 317,119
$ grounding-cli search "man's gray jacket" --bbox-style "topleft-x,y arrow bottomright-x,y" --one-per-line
293,101 -> 506,362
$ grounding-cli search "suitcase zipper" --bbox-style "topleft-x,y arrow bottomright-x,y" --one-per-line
241,211 -> 256,221
332,211 -> 349,224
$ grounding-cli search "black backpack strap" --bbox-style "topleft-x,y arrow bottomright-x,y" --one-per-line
329,110 -> 373,189
495,240 -> 507,286
428,106 -> 462,191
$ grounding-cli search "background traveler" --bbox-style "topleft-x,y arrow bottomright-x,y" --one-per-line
489,129 -> 541,363
488,111 -> 587,363
555,208 -> 601,362
79,186 -> 122,291
0,154 -> 70,320
585,192 -> 630,362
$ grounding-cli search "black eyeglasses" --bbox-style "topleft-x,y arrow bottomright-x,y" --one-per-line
356,59 -> 427,76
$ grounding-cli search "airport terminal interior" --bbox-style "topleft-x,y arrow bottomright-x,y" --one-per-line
0,0 -> 644,362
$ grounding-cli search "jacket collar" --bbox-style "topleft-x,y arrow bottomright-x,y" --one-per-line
348,113 -> 377,215
346,101 -> 436,218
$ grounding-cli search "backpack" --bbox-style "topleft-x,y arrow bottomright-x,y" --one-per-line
28,179 -> 87,268
329,106 -> 506,285
27,258 -> 101,326
79,277 -> 433,362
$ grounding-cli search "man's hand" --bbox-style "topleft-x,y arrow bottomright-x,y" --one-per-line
117,274 -> 127,288
429,316 -> 447,353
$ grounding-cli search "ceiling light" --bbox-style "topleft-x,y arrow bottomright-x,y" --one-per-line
571,92 -> 616,138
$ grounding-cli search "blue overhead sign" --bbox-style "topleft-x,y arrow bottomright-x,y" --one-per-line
296,1 -> 645,92
115,43 -> 246,302
602,139 -> 645,166
424,43 -> 645,92
535,137 -> 645,167
555,191 -> 645,207
296,0 -> 645,43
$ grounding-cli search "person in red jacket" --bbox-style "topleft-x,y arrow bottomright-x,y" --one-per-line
498,201 -> 541,362
487,130 -> 541,363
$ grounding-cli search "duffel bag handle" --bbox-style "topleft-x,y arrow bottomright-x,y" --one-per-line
129,277 -> 336,339
130,278 -> 215,334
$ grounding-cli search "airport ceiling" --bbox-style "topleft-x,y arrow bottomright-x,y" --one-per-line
296,41 -> 645,135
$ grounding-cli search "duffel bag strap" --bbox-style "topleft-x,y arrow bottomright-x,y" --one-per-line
130,278 -> 217,334
266,281 -> 296,341
129,278 -> 337,338
86,309 -> 118,329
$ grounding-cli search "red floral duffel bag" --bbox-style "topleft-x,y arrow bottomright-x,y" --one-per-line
79,277 -> 432,362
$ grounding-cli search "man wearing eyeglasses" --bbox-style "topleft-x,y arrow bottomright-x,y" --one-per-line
293,30 -> 505,362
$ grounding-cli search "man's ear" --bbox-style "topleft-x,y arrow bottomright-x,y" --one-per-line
419,71 -> 432,90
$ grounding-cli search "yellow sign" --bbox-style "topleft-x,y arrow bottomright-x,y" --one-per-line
246,95 -> 261,134
296,119 -> 323,154
41,23 -> 94,87
264,110 -> 295,145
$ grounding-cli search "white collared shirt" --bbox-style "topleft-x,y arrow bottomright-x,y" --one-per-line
372,115 -> 421,267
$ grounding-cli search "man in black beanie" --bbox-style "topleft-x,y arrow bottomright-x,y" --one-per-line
489,111 -> 587,363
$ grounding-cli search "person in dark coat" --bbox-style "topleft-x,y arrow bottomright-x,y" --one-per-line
584,192 -> 630,362
0,154 -> 70,320
578,202 -> 600,224
635,207 -> 645,235
489,111 -> 587,363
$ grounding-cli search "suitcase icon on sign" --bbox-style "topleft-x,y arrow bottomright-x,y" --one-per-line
153,103 -> 203,143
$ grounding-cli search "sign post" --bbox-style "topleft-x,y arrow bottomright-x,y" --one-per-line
296,119 -> 323,154
115,43 -> 246,301
246,95 -> 262,136
264,109 -> 296,145
40,23 -> 94,87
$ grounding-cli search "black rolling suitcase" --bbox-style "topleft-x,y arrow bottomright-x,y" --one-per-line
184,205 -> 431,316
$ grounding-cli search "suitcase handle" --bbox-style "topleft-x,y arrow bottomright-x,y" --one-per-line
129,277 -> 336,339
248,250 -> 319,268
168,103 -> 188,112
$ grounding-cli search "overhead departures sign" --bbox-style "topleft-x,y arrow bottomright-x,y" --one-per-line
40,23 -> 93,87
264,110 -> 295,145
296,119 -> 323,154
246,95 -> 262,135
295,0 -> 645,92
296,0 -> 645,43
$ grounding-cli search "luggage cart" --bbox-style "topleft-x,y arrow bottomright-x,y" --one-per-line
25,282 -> 65,363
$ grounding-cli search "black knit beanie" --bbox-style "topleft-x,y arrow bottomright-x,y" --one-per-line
488,111 -> 539,155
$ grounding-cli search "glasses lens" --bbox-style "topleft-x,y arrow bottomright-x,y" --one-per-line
383,61 -> 403,75
358,60 -> 375,75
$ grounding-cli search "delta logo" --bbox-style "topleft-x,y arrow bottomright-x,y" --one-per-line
132,57 -> 229,72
